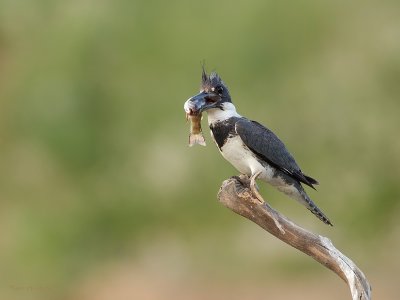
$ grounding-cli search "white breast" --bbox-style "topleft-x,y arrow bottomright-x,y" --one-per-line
206,102 -> 284,186
218,135 -> 275,182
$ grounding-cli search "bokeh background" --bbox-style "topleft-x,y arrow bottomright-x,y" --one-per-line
1,1 -> 400,299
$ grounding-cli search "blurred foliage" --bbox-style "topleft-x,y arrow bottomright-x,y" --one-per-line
0,0 -> 400,299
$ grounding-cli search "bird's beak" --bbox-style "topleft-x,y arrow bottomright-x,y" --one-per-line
184,91 -> 220,115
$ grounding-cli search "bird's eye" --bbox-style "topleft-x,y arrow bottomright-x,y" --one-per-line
216,86 -> 224,95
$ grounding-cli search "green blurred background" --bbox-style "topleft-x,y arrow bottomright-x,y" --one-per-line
1,0 -> 399,299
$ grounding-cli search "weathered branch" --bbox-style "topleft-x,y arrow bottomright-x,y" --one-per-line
217,175 -> 371,300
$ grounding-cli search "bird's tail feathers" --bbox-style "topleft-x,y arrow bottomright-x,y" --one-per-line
298,189 -> 333,226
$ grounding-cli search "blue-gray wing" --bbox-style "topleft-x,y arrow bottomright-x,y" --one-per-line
235,119 -> 318,188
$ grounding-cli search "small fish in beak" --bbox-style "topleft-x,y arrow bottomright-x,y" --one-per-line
186,112 -> 206,147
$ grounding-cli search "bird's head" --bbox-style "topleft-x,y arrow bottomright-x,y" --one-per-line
184,68 -> 231,116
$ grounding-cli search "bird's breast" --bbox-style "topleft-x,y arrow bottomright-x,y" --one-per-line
209,118 -> 239,149
219,135 -> 275,180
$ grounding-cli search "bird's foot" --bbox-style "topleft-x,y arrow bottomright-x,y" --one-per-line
249,171 -> 285,235
250,171 -> 264,204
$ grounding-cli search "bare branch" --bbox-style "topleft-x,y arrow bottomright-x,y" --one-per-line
217,175 -> 372,300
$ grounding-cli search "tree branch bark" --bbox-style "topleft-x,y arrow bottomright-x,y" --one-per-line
217,175 -> 372,300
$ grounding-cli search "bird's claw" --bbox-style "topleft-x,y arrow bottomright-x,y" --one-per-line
250,171 -> 264,204
249,171 -> 285,234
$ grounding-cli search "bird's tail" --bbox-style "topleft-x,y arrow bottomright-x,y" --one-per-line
297,186 -> 333,226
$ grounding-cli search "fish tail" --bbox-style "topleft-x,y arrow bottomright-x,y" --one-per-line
189,133 -> 206,147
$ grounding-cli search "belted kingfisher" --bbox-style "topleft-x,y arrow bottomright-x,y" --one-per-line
184,68 -> 332,226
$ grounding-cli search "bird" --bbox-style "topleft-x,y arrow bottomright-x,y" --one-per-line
184,67 -> 332,226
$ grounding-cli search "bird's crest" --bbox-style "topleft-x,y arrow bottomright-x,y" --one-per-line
201,66 -> 225,91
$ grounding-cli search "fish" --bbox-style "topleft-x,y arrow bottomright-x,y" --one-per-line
186,112 -> 206,147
